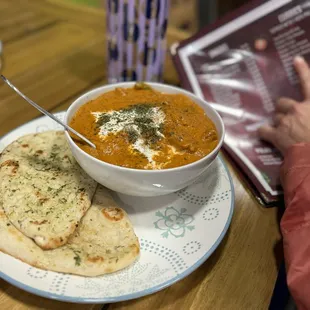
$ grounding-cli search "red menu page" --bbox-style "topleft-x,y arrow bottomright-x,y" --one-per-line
172,0 -> 310,205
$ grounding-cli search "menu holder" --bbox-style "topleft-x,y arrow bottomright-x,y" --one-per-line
171,0 -> 310,206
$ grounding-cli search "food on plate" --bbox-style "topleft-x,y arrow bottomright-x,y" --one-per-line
70,83 -> 218,169
0,186 -> 140,276
0,131 -> 97,250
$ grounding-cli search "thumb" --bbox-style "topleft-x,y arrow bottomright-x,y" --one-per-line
258,124 -> 277,145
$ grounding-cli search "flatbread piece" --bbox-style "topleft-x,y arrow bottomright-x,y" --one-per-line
0,186 -> 140,276
0,131 -> 97,249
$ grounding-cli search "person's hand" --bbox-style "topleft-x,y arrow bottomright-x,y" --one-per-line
258,56 -> 310,156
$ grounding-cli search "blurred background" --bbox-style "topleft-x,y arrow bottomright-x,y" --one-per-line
68,0 -> 249,34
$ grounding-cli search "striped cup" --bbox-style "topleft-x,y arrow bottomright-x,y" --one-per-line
106,0 -> 170,82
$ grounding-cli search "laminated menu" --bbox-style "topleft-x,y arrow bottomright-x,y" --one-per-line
172,0 -> 310,205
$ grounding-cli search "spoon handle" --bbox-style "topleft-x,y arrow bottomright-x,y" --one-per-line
1,75 -> 96,149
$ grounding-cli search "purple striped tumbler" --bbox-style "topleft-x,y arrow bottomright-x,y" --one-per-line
106,0 -> 170,83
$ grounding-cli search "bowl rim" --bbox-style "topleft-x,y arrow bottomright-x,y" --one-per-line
64,82 -> 225,174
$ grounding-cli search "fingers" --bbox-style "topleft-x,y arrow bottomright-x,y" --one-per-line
276,97 -> 297,113
294,56 -> 310,100
274,113 -> 285,126
258,124 -> 277,145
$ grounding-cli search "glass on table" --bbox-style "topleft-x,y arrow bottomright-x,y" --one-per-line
106,0 -> 170,83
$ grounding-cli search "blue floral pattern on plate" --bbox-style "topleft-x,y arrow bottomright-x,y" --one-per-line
153,207 -> 194,238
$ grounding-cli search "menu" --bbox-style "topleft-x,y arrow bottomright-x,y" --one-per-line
172,0 -> 310,205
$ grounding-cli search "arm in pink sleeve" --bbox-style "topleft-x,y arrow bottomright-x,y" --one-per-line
280,143 -> 310,310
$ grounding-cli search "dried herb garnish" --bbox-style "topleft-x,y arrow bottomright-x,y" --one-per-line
139,123 -> 161,144
95,103 -> 164,146
73,254 -> 81,266
97,113 -> 111,127
135,117 -> 152,125
55,184 -> 67,195
126,103 -> 154,114
49,144 -> 60,160
126,129 -> 139,143
50,152 -> 57,160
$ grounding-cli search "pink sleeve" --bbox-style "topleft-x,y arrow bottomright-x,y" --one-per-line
280,143 -> 310,310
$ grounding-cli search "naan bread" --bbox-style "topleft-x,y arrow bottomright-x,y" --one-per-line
0,131 -> 97,250
0,186 -> 140,276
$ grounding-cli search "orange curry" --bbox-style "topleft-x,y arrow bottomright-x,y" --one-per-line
70,84 -> 218,169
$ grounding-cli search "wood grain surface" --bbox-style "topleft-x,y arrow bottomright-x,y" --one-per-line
0,1 -> 282,309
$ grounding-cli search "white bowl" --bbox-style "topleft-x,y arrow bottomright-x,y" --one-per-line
65,82 -> 225,196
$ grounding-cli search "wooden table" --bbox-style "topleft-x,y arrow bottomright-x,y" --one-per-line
0,1 -> 282,309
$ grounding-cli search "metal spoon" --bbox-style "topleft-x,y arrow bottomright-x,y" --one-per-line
0,75 -> 96,149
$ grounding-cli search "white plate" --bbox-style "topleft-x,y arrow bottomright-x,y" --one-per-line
0,112 -> 234,303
